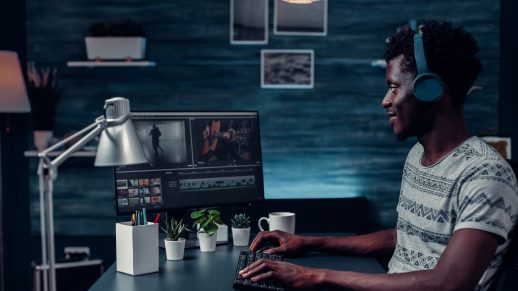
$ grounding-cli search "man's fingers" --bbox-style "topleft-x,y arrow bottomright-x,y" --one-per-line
240,259 -> 275,278
249,231 -> 267,251
251,271 -> 275,283
264,245 -> 284,254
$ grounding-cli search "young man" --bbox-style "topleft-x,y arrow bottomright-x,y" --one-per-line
240,20 -> 518,290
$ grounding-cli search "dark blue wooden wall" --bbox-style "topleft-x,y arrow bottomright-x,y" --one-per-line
26,0 -> 500,235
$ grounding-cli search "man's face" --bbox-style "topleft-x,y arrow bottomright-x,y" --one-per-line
381,55 -> 435,140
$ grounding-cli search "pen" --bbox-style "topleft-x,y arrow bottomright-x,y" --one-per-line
142,208 -> 148,225
154,213 -> 160,224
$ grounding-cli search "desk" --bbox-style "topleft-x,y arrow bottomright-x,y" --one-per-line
89,242 -> 386,291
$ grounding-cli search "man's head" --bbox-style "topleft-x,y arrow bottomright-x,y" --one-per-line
381,20 -> 482,140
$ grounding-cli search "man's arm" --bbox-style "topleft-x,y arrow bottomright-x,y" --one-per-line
250,229 -> 396,257
304,229 -> 396,257
242,229 -> 499,290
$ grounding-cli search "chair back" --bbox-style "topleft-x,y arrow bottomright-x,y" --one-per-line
491,160 -> 518,291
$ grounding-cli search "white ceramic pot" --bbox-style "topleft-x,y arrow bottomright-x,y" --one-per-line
85,37 -> 146,60
197,232 -> 217,252
231,227 -> 251,246
164,238 -> 185,260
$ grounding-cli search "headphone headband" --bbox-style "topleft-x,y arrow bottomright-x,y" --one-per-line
413,33 -> 428,75
412,30 -> 444,103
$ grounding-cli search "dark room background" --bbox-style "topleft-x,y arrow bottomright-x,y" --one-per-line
25,0 -> 500,235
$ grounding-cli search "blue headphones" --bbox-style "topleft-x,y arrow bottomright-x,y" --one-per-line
413,30 -> 444,102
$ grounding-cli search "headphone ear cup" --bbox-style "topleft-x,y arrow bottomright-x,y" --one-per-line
413,73 -> 444,102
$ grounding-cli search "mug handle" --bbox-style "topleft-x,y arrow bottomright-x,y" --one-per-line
258,217 -> 269,231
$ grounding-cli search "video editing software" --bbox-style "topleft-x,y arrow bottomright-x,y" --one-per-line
114,112 -> 264,214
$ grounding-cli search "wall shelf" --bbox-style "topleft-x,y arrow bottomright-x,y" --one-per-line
66,61 -> 156,67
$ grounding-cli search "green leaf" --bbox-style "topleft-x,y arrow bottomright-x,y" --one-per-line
204,223 -> 218,235
190,211 -> 203,219
208,209 -> 220,216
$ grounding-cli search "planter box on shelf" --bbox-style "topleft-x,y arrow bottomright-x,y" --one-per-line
85,37 -> 146,60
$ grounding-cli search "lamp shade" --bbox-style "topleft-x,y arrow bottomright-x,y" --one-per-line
94,97 -> 147,166
0,51 -> 31,112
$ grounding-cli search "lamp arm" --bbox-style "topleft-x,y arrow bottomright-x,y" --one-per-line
49,123 -> 104,170
38,116 -> 104,156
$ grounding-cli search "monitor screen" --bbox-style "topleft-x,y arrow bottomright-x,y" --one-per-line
114,111 -> 264,215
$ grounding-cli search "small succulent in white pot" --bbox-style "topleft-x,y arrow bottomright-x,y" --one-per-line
231,213 -> 251,247
161,217 -> 186,260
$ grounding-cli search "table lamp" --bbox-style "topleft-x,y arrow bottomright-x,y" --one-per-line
0,51 -> 31,114
37,97 -> 147,291
0,51 -> 31,132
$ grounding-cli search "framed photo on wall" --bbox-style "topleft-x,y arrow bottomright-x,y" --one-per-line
261,49 -> 314,89
274,0 -> 327,36
230,0 -> 268,44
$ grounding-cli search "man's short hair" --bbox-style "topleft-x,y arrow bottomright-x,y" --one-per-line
384,20 -> 482,108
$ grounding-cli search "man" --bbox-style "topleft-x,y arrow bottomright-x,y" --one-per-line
149,124 -> 164,158
240,20 -> 518,290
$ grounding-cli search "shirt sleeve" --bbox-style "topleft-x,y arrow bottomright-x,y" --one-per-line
454,161 -> 518,242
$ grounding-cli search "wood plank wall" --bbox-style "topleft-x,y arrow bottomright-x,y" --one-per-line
26,0 -> 500,235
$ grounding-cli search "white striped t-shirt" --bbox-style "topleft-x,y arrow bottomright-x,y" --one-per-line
387,136 -> 518,291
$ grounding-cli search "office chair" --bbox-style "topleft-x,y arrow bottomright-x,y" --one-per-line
490,160 -> 518,291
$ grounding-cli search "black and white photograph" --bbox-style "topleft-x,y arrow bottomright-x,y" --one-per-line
133,120 -> 188,165
261,49 -> 314,89
230,0 -> 268,44
274,0 -> 327,35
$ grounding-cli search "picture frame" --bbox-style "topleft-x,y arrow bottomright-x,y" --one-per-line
481,136 -> 512,159
274,0 -> 327,36
230,0 -> 268,44
261,49 -> 314,89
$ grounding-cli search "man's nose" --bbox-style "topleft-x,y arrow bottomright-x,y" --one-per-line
381,92 -> 392,108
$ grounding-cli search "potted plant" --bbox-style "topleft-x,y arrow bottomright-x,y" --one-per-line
231,213 -> 251,246
190,208 -> 224,252
160,217 -> 186,260
27,62 -> 61,151
85,19 -> 146,61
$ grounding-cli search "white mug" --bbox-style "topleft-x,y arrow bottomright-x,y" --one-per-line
258,212 -> 296,234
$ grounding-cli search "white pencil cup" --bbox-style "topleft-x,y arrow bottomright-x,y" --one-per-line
116,222 -> 159,275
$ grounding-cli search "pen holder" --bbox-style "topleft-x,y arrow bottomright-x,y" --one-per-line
116,221 -> 159,275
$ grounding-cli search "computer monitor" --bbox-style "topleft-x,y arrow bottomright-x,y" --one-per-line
113,111 -> 264,215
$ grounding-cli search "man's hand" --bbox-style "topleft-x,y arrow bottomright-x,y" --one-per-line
239,259 -> 322,290
202,125 -> 210,140
249,230 -> 308,256
222,128 -> 236,142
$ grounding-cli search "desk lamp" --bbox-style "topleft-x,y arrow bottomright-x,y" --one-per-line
37,97 -> 147,291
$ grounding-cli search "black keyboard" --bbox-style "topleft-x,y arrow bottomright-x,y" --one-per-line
233,251 -> 285,291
